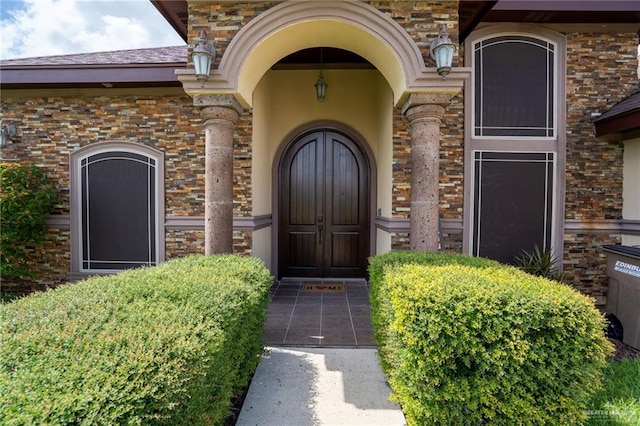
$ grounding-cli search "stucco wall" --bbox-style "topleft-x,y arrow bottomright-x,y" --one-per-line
254,68 -> 391,210
623,137 -> 640,247
252,68 -> 393,268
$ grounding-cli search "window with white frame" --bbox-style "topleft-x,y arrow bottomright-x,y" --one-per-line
71,143 -> 164,273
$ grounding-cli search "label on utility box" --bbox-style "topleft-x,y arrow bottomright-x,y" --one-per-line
614,260 -> 640,278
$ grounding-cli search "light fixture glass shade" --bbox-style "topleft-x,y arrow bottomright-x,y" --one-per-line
0,123 -> 16,147
314,71 -> 328,102
430,24 -> 456,79
191,30 -> 216,81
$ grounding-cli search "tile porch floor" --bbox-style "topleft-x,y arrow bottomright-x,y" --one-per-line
262,279 -> 375,347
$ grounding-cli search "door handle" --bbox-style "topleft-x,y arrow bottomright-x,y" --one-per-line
317,216 -> 324,245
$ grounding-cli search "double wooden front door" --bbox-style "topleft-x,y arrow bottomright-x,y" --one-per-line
279,129 -> 370,278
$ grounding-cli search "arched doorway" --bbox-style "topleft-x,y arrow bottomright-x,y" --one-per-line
278,128 -> 370,278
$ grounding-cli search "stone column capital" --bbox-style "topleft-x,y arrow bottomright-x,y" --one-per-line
401,92 -> 455,115
201,105 -> 241,128
195,94 -> 244,116
404,104 -> 445,127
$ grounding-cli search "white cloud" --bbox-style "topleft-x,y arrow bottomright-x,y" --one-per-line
0,0 -> 185,60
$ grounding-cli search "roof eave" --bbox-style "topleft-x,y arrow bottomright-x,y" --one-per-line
151,0 -> 188,42
0,64 -> 184,87
594,110 -> 640,140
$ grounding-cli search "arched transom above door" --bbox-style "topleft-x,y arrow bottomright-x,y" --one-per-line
177,0 -> 470,108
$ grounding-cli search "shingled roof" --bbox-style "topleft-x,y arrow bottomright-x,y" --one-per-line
0,45 -> 187,89
594,86 -> 640,139
0,45 -> 187,67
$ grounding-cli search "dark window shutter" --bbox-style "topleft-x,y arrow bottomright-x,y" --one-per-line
80,151 -> 156,270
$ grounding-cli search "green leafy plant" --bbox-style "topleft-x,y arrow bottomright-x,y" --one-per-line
368,251 -> 497,372
0,255 -> 273,425
369,251 -> 612,425
0,163 -> 58,279
515,245 -> 570,284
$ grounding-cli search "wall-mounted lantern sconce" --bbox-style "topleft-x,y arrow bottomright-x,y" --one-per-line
430,24 -> 456,79
0,122 -> 17,147
191,30 -> 216,81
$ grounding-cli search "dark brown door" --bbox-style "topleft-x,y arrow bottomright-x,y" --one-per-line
279,129 -> 370,278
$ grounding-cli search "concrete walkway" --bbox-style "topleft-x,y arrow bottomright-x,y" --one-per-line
236,347 -> 406,426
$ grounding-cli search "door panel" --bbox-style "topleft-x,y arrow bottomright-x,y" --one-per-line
280,130 -> 369,278
330,233 -> 359,268
288,233 -> 317,268
281,133 -> 323,276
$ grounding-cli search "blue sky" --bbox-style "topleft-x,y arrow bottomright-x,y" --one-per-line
1,1 -> 24,21
0,0 -> 185,60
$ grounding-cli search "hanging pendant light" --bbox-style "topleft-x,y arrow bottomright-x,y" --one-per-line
314,47 -> 328,102
315,70 -> 328,102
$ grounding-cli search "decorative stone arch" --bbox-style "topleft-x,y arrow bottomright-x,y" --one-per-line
220,0 -> 423,106
174,1 -> 472,258
177,0 -> 467,107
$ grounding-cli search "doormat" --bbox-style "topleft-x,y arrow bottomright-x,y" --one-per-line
302,283 -> 347,293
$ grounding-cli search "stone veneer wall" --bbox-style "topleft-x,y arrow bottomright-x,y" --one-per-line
562,32 -> 638,302
234,113 -> 253,217
0,94 -> 204,214
3,2 -> 637,300
3,228 -> 72,295
0,91 -> 253,294
376,1 -> 461,250
393,30 -> 639,302
187,1 -> 279,66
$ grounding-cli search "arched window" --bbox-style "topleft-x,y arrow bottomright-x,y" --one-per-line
473,35 -> 556,138
70,142 -> 164,274
464,26 -> 566,265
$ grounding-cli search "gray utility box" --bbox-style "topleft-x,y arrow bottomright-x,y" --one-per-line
604,245 -> 640,350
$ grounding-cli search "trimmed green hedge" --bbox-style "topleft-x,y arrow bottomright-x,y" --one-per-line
369,251 -> 613,425
369,251 -> 497,374
0,255 -> 272,425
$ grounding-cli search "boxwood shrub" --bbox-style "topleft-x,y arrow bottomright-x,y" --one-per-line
0,255 -> 272,425
369,251 -> 613,425
369,251 -> 497,372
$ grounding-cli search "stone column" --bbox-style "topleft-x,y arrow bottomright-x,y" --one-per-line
403,94 -> 449,252
198,95 -> 243,255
